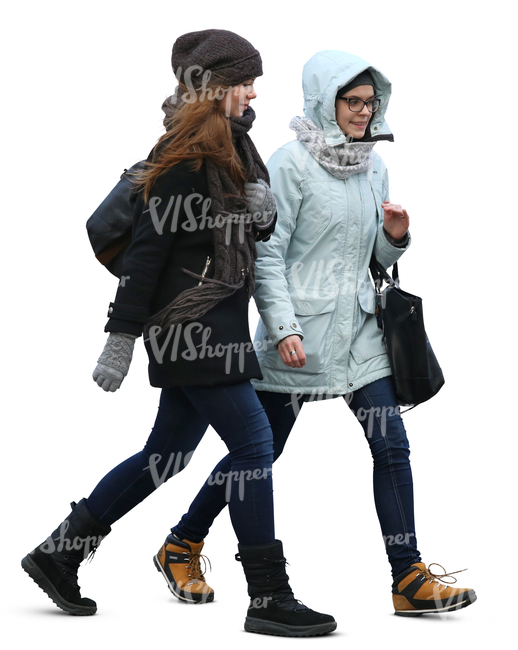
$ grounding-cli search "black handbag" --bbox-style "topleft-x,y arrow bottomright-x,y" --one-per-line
86,161 -> 145,278
369,256 -> 445,408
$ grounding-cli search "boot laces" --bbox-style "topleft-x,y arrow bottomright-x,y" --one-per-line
186,552 -> 211,581
417,563 -> 467,586
61,554 -> 82,589
235,553 -> 304,608
262,558 -> 302,607
61,542 -> 101,588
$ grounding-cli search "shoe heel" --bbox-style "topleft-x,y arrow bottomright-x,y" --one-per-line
153,555 -> 162,573
22,553 -> 96,616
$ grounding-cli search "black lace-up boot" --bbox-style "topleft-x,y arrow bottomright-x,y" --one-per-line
236,539 -> 337,637
21,499 -> 111,615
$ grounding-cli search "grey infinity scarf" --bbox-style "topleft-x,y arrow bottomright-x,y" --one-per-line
289,116 -> 376,180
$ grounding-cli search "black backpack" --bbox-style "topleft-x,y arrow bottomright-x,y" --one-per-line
86,161 -> 145,277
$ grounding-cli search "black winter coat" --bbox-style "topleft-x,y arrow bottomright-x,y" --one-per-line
105,160 -> 275,388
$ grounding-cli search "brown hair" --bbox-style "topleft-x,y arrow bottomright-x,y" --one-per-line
134,84 -> 247,203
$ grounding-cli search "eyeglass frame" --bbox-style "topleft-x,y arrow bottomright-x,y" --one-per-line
336,97 -> 381,113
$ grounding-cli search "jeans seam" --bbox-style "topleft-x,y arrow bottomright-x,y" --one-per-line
220,385 -> 273,542
357,385 -> 415,568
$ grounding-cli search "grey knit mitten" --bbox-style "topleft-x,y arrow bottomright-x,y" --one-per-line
92,332 -> 137,392
244,178 -> 276,230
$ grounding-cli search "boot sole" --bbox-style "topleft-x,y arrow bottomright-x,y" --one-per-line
394,591 -> 477,616
21,554 -> 96,616
244,617 -> 337,637
152,555 -> 214,604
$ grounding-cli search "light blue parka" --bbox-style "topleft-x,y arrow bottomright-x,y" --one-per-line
251,51 -> 411,396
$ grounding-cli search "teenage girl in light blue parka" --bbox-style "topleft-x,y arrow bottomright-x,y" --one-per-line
163,50 -> 477,617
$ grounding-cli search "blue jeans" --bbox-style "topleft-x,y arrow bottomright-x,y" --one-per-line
86,382 -> 274,546
172,377 -> 421,577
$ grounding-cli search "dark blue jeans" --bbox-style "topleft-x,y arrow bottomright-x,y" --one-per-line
172,377 -> 421,577
86,382 -> 274,546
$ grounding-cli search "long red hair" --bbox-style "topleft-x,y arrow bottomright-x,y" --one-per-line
134,84 -> 246,202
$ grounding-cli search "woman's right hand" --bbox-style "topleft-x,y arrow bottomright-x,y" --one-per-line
277,335 -> 306,368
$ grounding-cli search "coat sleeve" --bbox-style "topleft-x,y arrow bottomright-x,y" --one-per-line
104,167 -> 196,336
252,179 -> 278,242
253,146 -> 305,347
372,162 -> 411,270
253,212 -> 277,242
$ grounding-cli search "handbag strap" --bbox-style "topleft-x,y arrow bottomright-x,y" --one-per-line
369,254 -> 399,291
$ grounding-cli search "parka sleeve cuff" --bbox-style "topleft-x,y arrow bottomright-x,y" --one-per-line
104,319 -> 144,336
383,228 -> 409,248
374,227 -> 411,269
270,319 -> 304,347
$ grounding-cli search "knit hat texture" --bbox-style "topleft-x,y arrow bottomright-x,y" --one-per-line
171,29 -> 262,88
337,70 -> 375,98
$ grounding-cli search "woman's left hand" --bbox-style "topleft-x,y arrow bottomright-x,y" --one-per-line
382,201 -> 410,241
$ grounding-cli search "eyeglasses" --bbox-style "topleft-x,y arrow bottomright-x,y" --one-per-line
337,97 -> 381,113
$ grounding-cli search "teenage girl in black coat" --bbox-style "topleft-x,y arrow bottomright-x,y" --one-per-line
21,29 -> 336,638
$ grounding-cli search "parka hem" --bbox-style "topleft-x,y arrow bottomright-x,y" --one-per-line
251,366 -> 393,396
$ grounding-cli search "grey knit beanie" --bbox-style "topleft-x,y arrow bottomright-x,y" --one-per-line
171,29 -> 262,89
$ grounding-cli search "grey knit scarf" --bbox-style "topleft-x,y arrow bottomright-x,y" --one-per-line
289,116 -> 375,179
146,89 -> 269,334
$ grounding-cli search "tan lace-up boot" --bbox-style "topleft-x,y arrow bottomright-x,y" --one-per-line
392,562 -> 476,616
153,535 -> 214,604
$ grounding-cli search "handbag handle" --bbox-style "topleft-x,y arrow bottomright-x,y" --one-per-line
369,254 -> 399,291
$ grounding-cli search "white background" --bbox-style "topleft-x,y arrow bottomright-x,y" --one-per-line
2,1 -> 515,648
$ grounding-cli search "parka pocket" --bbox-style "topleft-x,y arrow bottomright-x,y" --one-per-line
261,294 -> 336,374
351,276 -> 387,366
349,311 -> 388,366
291,293 -> 336,316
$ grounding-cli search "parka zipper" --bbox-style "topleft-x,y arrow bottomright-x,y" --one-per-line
198,256 -> 212,286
